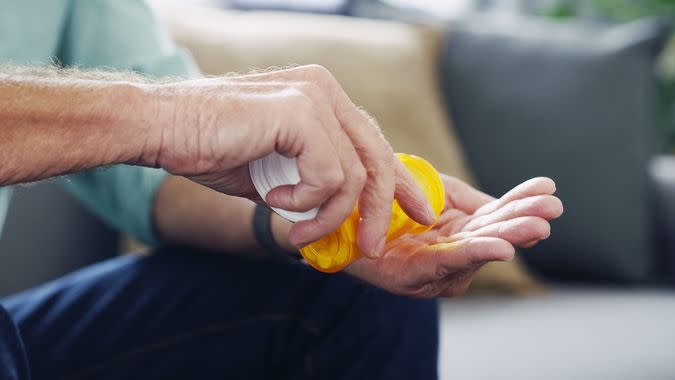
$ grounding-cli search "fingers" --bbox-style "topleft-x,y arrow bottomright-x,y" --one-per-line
447,216 -> 551,248
284,112 -> 369,248
432,178 -> 562,251
264,65 -> 428,257
401,236 -> 514,284
250,65 -> 435,256
320,104 -> 396,257
336,107 -> 434,257
337,109 -> 432,230
473,177 -> 557,218
521,239 -> 540,249
432,237 -> 513,297
344,234 -> 515,298
440,174 -> 494,214
394,159 -> 437,225
427,237 -> 516,269
265,113 -> 344,213
344,113 -> 395,257
462,194 -> 563,232
266,95 -> 371,248
407,237 -> 515,297
391,236 -> 514,297
312,66 -> 432,255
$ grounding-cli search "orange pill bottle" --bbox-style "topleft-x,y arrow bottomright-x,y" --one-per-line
250,153 -> 445,272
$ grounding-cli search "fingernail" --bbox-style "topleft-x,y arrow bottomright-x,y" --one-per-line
264,193 -> 277,207
373,236 -> 387,258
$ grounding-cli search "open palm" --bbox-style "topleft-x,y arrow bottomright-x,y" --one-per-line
345,175 -> 563,298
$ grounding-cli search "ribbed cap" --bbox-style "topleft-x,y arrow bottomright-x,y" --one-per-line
248,152 -> 319,222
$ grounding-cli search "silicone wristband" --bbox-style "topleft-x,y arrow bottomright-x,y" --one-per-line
253,204 -> 300,260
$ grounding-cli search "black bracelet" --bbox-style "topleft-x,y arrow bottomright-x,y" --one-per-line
253,204 -> 300,260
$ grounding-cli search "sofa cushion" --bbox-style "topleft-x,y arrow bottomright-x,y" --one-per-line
440,14 -> 669,283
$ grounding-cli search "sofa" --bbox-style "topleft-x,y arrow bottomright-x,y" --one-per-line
1,3 -> 674,379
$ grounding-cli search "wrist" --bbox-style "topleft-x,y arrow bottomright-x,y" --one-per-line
103,81 -> 166,167
130,82 -> 178,168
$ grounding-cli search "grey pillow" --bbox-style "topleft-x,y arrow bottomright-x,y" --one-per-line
440,14 -> 669,283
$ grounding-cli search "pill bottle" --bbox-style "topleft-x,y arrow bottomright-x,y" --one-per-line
249,153 -> 445,272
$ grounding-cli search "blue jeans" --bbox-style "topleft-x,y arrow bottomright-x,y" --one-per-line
0,248 -> 438,379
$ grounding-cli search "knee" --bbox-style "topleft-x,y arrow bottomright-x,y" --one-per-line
359,287 -> 439,349
313,276 -> 439,347
310,284 -> 439,379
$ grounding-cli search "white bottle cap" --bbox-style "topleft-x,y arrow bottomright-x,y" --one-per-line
249,152 -> 319,222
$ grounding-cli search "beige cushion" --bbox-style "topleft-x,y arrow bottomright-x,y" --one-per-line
154,6 -> 472,179
154,4 -> 543,295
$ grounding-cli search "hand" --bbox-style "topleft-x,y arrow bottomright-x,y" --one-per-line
345,176 -> 563,297
147,65 -> 434,257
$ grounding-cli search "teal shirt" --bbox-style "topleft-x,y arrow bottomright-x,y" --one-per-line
0,0 -> 200,244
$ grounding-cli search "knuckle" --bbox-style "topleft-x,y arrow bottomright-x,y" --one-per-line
296,81 -> 323,98
287,90 -> 314,110
358,205 -> 390,221
372,140 -> 395,167
312,212 -> 333,231
351,163 -> 367,188
518,197 -> 543,215
379,267 -> 401,288
322,168 -> 345,191
302,64 -> 333,81
364,146 -> 395,179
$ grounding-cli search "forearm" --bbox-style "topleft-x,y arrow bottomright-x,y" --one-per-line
153,175 -> 295,255
3,66 -> 297,256
0,67 -> 157,185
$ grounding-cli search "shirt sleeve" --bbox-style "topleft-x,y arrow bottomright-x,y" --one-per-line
55,0 -> 201,246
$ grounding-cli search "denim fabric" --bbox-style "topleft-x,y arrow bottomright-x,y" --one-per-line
0,305 -> 30,380
0,249 -> 438,380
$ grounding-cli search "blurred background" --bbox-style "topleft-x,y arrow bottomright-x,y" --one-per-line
2,0 -> 675,379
